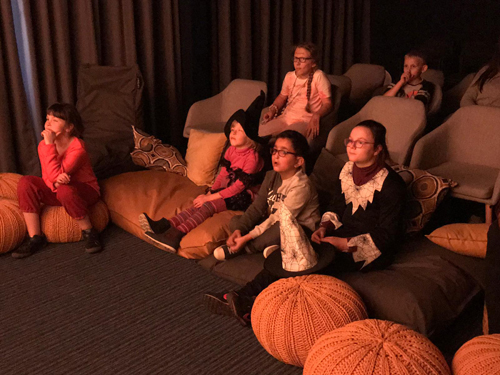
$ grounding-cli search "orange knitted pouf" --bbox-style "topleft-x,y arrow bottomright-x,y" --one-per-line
40,200 -> 109,243
251,274 -> 367,367
0,198 -> 26,253
452,334 -> 500,375
0,173 -> 22,200
304,319 -> 451,375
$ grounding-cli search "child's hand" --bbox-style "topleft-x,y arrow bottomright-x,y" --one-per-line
262,107 -> 277,124
41,130 -> 56,144
230,234 -> 250,253
306,113 -> 321,139
400,71 -> 412,84
226,230 -> 241,248
56,173 -> 70,185
311,227 -> 326,244
320,236 -> 351,252
193,194 -> 208,208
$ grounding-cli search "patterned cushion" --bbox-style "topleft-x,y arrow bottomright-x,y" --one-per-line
393,166 -> 456,234
304,319 -> 451,375
130,126 -> 187,176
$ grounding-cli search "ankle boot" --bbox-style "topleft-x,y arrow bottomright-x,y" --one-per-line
12,234 -> 47,259
82,228 -> 102,254
144,226 -> 185,253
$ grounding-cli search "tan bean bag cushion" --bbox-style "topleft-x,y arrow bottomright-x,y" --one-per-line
40,200 -> 109,243
304,319 -> 450,375
101,170 -> 240,259
0,198 -> 26,253
0,173 -> 22,200
426,223 -> 488,258
251,274 -> 367,367
452,334 -> 500,375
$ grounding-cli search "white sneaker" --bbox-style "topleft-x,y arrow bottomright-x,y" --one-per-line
263,245 -> 280,259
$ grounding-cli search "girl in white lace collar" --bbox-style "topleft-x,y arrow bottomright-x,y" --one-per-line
312,120 -> 406,270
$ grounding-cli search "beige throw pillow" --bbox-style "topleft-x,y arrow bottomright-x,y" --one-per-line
185,129 -> 227,186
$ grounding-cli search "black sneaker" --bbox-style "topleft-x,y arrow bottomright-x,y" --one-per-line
144,226 -> 185,253
139,213 -> 171,234
226,292 -> 252,327
213,244 -> 243,261
12,234 -> 47,259
82,228 -> 102,254
203,292 -> 232,316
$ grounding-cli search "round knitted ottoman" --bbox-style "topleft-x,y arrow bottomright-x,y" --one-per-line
0,198 -> 26,253
0,173 -> 22,200
304,319 -> 451,375
251,274 -> 367,367
40,200 -> 109,243
452,334 -> 500,375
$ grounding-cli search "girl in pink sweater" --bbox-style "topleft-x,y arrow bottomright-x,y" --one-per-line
140,92 -> 266,253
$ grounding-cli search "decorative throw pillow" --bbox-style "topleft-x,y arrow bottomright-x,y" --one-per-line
130,126 -> 187,176
392,166 -> 457,234
185,129 -> 227,186
426,223 -> 488,258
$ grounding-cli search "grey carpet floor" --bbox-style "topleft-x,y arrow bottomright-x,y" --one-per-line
1,225 -> 301,375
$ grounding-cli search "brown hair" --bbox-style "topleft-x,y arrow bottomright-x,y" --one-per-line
47,103 -> 83,137
294,42 -> 320,113
405,50 -> 428,66
355,120 -> 390,165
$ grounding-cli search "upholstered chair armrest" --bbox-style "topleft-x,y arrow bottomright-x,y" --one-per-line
409,125 -> 449,170
185,93 -> 224,129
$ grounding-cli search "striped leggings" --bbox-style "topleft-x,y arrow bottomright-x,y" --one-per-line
169,198 -> 227,234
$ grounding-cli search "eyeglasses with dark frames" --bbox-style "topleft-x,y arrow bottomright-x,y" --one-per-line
270,148 -> 297,157
293,57 -> 313,63
344,138 -> 375,149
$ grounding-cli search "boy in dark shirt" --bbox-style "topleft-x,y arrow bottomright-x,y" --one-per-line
384,50 -> 435,111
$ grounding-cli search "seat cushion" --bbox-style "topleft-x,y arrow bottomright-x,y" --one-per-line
101,170 -> 238,259
202,236 -> 484,337
428,162 -> 499,201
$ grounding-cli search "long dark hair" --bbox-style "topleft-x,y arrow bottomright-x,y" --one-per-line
355,120 -> 389,165
47,103 -> 83,137
475,37 -> 500,92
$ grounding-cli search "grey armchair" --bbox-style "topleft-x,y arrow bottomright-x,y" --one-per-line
325,96 -> 427,166
409,105 -> 500,223
183,79 -> 267,138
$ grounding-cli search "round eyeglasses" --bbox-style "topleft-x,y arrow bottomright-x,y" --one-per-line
344,139 -> 375,149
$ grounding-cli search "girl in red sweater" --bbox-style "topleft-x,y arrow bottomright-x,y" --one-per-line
12,103 -> 102,258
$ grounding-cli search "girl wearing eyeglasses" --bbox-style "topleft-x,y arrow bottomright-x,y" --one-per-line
259,42 -> 332,141
311,120 -> 406,273
212,130 -> 320,261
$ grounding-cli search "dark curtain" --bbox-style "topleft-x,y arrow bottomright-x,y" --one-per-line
19,0 -> 183,147
210,0 -> 371,101
0,0 -> 40,175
